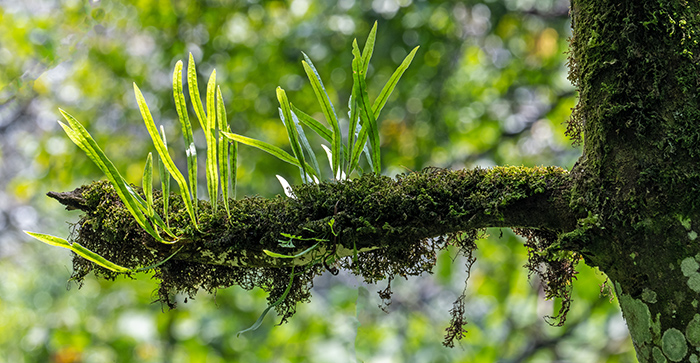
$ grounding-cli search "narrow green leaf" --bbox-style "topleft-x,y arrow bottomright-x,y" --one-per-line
352,51 -> 380,175
71,242 -> 133,273
187,53 -> 207,130
25,231 -> 72,248
27,231 -> 184,273
206,70 -> 219,214
217,87 -> 230,217
277,87 -> 307,182
221,131 -> 300,167
58,110 -> 163,242
361,21 -> 378,75
263,242 -> 320,259
347,95 -> 357,142
218,134 -> 230,217
290,109 -> 321,180
159,125 -> 171,227
348,123 -> 369,174
229,127 -> 238,200
134,246 -> 184,272
172,60 -> 198,214
290,103 -> 332,143
362,129 -> 375,172
238,266 -> 296,336
346,42 -> 362,175
372,46 -> 419,119
301,54 -> 342,177
25,231 -> 132,273
143,152 -> 154,217
134,83 -> 198,229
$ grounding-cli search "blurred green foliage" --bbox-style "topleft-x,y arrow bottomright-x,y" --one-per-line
0,0 -> 636,361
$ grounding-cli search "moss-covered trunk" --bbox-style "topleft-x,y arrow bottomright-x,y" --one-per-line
567,0 -> 700,361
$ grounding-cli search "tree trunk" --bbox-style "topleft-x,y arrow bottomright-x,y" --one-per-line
566,0 -> 700,361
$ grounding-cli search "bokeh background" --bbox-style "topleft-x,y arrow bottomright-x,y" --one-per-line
0,0 -> 637,362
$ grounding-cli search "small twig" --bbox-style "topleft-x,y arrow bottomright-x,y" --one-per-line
47,189 -> 88,211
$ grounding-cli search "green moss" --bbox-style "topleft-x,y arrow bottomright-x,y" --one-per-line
662,328 -> 688,362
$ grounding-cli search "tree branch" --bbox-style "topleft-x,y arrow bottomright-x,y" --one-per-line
56,166 -> 578,271
49,165 -> 580,338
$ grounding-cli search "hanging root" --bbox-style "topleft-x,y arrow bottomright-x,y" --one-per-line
515,228 -> 579,327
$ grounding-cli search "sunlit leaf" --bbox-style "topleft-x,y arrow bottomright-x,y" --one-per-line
205,70 -> 219,213
277,87 -> 307,182
25,231 -> 131,273
352,45 -> 380,175
143,152 -> 154,217
237,266 -> 296,336
159,125 -> 171,227
217,87 -> 231,217
290,109 -> 321,179
301,53 -> 342,178
187,53 -> 207,130
291,103 -> 332,143
172,60 -> 198,215
230,127 -> 238,200
57,109 -> 165,242
361,21 -> 377,75
347,92 -> 360,175
221,131 -> 300,167
134,83 -> 198,230
372,45 -> 419,118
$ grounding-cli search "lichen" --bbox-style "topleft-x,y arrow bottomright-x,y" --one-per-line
662,328 -> 688,362
689,275 -> 700,294
682,258 -> 700,276
686,314 -> 700,347
682,257 -> 700,293
653,347 -> 668,363
618,284 -> 653,346
642,288 -> 658,304
680,216 -> 692,231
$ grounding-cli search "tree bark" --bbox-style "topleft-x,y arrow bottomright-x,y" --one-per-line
566,0 -> 700,361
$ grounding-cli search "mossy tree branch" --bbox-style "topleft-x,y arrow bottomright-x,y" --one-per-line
50,166 -> 577,270
48,165 -> 581,346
